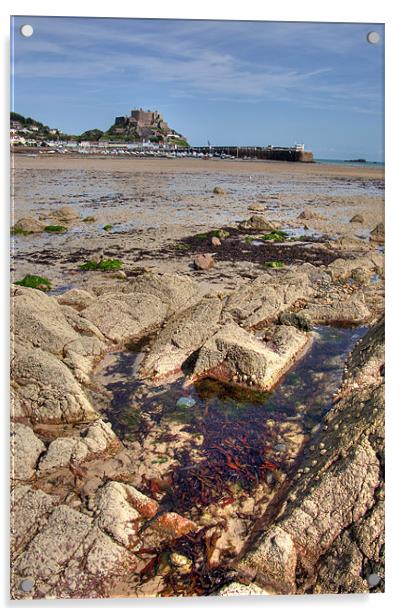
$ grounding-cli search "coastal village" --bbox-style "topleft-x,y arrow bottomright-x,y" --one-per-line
10,109 -> 313,161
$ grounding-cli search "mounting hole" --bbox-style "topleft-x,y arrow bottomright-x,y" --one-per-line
367,573 -> 381,588
20,578 -> 34,592
367,31 -> 380,44
20,24 -> 34,38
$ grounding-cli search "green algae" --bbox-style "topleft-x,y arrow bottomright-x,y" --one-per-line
79,258 -> 123,271
15,274 -> 52,291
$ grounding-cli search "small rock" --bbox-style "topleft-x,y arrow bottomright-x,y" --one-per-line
350,214 -> 364,223
12,217 -> 45,234
51,206 -> 80,222
239,215 -> 276,231
298,209 -> 324,221
176,396 -> 196,409
213,186 -> 226,195
211,236 -> 221,247
370,222 -> 384,243
248,203 -> 265,212
169,552 -> 192,574
193,254 -> 215,271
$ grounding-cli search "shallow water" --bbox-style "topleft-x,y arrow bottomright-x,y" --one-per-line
91,324 -> 367,595
95,325 -> 366,513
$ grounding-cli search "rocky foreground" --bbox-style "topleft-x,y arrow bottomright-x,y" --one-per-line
10,241 -> 384,598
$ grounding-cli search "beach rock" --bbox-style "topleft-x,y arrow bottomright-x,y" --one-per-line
216,582 -> 270,596
238,215 -> 276,231
248,203 -> 266,213
190,323 -> 309,390
12,344 -> 98,424
94,482 -> 156,548
11,503 -> 128,599
213,186 -> 226,195
51,206 -> 80,222
298,209 -> 324,221
327,255 -> 384,282
278,311 -> 312,331
236,319 -> 384,594
127,272 -> 200,316
11,486 -> 58,558
223,271 -> 313,328
370,222 -> 384,243
12,285 -> 87,356
350,214 -> 364,223
12,217 -> 45,234
11,478 -> 198,599
11,423 -> 46,480
211,236 -> 221,247
298,292 -> 371,325
57,288 -> 97,311
193,253 -> 215,270
141,297 -> 223,379
81,292 -> 168,343
38,420 -> 120,473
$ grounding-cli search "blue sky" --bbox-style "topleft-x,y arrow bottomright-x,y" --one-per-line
11,17 -> 384,160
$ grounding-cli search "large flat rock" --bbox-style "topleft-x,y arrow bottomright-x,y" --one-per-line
223,271 -> 313,328
141,296 -> 223,379
190,323 -> 310,390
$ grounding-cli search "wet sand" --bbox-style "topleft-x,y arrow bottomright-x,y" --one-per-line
13,154 -> 384,179
11,155 -> 384,295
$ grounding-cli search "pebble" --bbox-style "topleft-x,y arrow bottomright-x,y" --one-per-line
320,449 -> 327,455
176,396 -> 196,409
169,553 -> 192,574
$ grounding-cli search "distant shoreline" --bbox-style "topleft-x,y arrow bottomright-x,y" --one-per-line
315,158 -> 384,169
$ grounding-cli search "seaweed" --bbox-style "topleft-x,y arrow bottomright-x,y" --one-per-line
44,225 -> 68,233
264,260 -> 285,269
261,230 -> 288,242
79,258 -> 123,271
15,274 -> 52,291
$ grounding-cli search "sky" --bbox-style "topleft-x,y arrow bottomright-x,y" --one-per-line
10,16 -> 384,160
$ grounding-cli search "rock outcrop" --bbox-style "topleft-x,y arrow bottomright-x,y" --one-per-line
141,296 -> 223,379
223,271 -> 313,328
190,323 -> 310,390
236,318 -> 384,594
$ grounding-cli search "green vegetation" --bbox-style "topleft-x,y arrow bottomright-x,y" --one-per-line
262,230 -> 288,242
79,259 -> 123,271
15,274 -> 52,291
244,235 -> 254,244
174,242 -> 191,251
44,225 -> 67,233
11,227 -> 30,236
80,128 -> 104,141
103,224 -> 113,231
195,229 -> 229,240
168,137 -> 189,148
264,260 -> 285,269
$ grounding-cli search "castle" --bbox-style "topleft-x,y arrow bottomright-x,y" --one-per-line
113,108 -> 173,141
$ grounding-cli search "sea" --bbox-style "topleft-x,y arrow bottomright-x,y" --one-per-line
315,158 -> 385,168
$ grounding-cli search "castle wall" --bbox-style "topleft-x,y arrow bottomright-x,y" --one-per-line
130,110 -> 156,126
